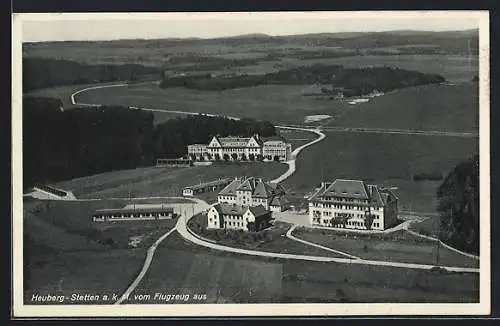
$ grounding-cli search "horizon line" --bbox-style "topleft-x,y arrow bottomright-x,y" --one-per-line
22,28 -> 479,44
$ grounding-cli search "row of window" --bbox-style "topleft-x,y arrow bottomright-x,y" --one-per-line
322,197 -> 368,203
312,219 -> 381,229
225,221 -> 245,227
219,195 -> 235,201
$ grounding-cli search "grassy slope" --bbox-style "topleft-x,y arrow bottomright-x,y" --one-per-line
23,200 -> 151,304
55,162 -> 287,199
294,229 -> 478,268
328,83 -> 479,132
284,131 -> 478,213
131,246 -> 283,304
75,83 -> 348,125
134,232 -> 478,303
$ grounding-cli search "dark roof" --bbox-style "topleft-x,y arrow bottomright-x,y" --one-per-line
311,179 -> 397,208
34,184 -> 67,197
270,195 -> 289,207
324,179 -> 369,199
219,177 -> 277,198
213,203 -> 246,216
367,185 -> 384,207
212,203 -> 270,217
247,205 -> 269,217
218,178 -> 241,195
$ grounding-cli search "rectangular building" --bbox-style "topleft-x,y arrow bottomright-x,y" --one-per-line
186,134 -> 292,162
207,203 -> 271,231
308,179 -> 398,231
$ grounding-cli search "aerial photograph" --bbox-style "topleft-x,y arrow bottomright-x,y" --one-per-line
14,11 -> 486,316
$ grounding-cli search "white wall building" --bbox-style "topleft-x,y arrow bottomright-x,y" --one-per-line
308,179 -> 398,231
262,138 -> 292,161
186,134 -> 292,162
207,203 -> 271,231
217,177 -> 288,212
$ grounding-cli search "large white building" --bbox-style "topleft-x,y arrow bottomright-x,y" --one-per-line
207,203 -> 271,231
217,177 -> 288,212
308,179 -> 398,231
187,134 -> 292,162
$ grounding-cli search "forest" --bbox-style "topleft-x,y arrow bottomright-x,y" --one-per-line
23,96 -> 276,189
23,57 -> 160,91
437,154 -> 479,254
159,64 -> 446,97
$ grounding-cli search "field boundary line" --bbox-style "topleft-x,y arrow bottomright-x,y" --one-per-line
286,225 -> 360,260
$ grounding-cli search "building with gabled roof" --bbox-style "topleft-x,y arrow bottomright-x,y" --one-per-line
217,176 -> 288,212
187,134 -> 292,162
308,179 -> 398,230
207,203 -> 272,231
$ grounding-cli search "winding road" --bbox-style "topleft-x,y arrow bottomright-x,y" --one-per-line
68,83 -> 480,305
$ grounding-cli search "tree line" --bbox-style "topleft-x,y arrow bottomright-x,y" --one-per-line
437,154 -> 479,255
159,64 -> 446,97
23,57 -> 160,92
23,96 -> 276,189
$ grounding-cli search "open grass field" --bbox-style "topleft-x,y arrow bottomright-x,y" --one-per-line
281,259 -> 479,303
292,228 -> 478,268
74,82 -> 350,125
283,131 -> 478,213
279,128 -> 317,149
24,248 -> 146,305
130,246 -> 283,304
409,216 -> 440,237
55,162 -> 287,199
327,83 -> 479,132
129,232 -> 479,303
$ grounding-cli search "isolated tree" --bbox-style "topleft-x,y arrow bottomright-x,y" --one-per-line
231,153 -> 238,161
189,154 -> 197,161
241,153 -> 247,161
364,214 -> 375,230
273,155 -> 281,162
214,154 -> 221,161
249,154 -> 255,161
436,154 -> 479,254
256,154 -> 264,161
206,153 -> 212,161
223,154 -> 230,161
331,213 -> 349,228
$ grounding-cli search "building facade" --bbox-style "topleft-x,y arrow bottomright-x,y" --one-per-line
262,139 -> 292,161
92,204 -> 176,222
186,134 -> 292,162
207,203 -> 271,231
217,177 -> 288,212
308,179 -> 398,231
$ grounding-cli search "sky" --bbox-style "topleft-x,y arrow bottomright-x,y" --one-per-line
17,12 -> 483,42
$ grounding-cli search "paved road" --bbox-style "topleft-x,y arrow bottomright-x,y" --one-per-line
270,126 -> 326,184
